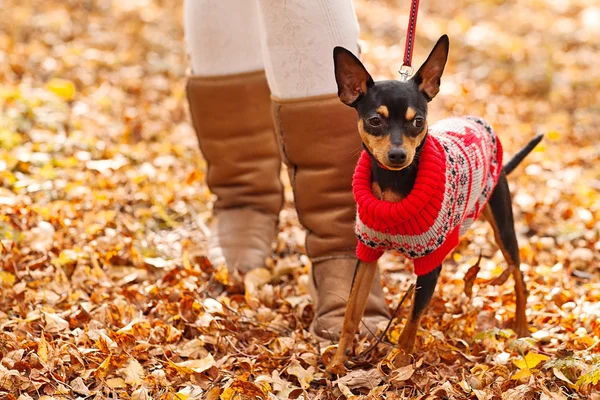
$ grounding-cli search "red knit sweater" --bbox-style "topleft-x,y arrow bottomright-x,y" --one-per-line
353,117 -> 503,276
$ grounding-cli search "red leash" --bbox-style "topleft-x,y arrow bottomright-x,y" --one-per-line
399,0 -> 420,81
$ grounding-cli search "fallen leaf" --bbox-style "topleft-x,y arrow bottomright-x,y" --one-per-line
390,364 -> 415,382
131,387 -> 150,400
220,380 -> 266,400
552,367 -> 574,385
106,377 -> 126,388
474,388 -> 494,400
178,338 -> 207,358
70,377 -> 90,395
464,252 -> 482,297
169,354 -> 215,375
46,78 -> 76,101
244,267 -> 272,295
37,332 -> 49,364
42,311 -> 69,332
287,359 -> 315,390
0,271 -> 16,287
513,352 -> 549,370
122,358 -> 145,387
503,384 -> 535,400
511,368 -> 532,380
95,354 -> 112,380
337,382 -> 356,398
335,368 -> 384,389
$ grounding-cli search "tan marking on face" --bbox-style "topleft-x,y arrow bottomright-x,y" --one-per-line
405,107 -> 416,120
372,182 -> 404,202
376,105 -> 389,118
358,119 -> 392,167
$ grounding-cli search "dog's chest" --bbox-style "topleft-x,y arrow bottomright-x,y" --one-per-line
371,182 -> 405,202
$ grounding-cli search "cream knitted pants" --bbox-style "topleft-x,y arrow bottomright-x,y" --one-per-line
184,0 -> 360,99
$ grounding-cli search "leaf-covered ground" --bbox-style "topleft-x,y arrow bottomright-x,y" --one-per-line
0,0 -> 599,399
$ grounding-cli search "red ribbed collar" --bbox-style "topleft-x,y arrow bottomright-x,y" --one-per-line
353,135 -> 447,224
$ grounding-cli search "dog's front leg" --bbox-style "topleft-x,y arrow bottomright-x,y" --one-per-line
327,260 -> 378,374
395,265 -> 441,367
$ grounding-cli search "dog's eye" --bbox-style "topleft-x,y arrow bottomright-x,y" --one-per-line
413,117 -> 424,128
368,117 -> 381,127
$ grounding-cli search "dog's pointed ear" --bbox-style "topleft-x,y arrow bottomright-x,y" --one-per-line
411,35 -> 449,101
333,47 -> 374,106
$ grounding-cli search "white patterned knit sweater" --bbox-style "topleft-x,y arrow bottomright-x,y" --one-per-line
353,117 -> 503,276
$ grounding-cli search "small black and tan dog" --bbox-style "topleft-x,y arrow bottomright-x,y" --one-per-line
327,35 -> 543,373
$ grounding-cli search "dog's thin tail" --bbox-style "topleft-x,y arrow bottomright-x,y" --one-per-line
503,133 -> 544,175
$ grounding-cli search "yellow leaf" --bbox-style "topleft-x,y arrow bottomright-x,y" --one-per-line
0,271 -> 15,287
220,380 -> 266,400
547,130 -> 561,140
386,325 -> 402,344
95,354 -> 112,380
256,381 -> 271,395
38,332 -> 49,364
46,78 -> 76,101
511,368 -> 532,380
214,264 -> 228,285
513,352 -> 549,370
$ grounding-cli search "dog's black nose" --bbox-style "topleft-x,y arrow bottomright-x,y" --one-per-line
388,148 -> 407,164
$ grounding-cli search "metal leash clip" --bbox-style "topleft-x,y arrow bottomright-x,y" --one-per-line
398,64 -> 413,81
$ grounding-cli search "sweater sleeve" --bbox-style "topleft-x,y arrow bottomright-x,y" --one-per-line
356,241 -> 384,263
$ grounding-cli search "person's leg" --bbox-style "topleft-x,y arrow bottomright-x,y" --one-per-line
256,0 -> 389,339
184,0 -> 283,272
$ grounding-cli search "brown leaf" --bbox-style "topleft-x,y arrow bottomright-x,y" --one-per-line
335,368 -> 384,389
70,377 -> 90,395
168,354 -> 215,375
131,387 -> 151,400
42,312 -> 69,332
488,265 -> 514,286
464,252 -> 482,297
502,384 -> 535,400
122,358 -> 145,387
390,364 -> 415,382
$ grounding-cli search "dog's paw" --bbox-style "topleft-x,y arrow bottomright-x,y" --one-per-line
512,320 -> 530,338
392,350 -> 414,368
326,359 -> 348,375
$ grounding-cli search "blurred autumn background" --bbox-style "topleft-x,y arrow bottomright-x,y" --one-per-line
0,0 -> 599,398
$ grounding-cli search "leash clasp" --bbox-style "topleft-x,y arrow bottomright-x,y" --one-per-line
398,64 -> 413,81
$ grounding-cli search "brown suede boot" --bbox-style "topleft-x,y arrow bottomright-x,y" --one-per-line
187,71 -> 284,272
271,94 -> 390,341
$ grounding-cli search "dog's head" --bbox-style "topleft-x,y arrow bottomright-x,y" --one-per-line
334,35 -> 449,170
